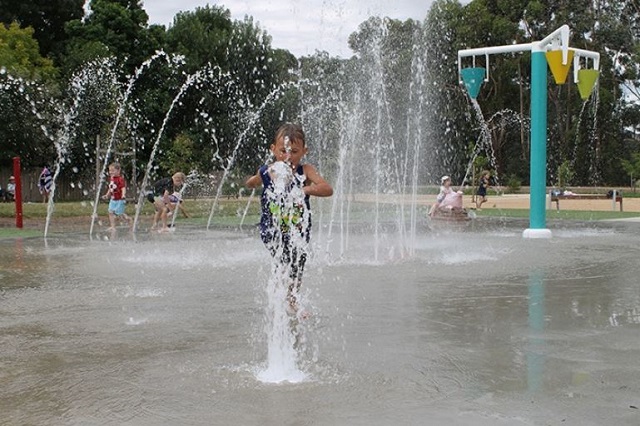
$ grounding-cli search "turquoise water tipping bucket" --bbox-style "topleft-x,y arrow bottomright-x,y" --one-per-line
460,67 -> 485,99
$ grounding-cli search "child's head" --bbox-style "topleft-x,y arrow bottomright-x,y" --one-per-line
271,123 -> 307,167
441,175 -> 451,187
108,163 -> 122,176
172,172 -> 186,187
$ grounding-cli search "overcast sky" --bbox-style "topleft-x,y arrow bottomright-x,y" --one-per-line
142,0 -> 439,58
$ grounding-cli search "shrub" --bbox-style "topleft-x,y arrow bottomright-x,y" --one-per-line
506,174 -> 521,193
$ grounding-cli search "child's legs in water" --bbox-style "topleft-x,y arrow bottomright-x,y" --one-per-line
108,211 -> 117,229
285,246 -> 307,308
264,233 -> 308,311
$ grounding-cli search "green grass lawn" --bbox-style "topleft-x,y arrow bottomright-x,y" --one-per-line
0,228 -> 46,239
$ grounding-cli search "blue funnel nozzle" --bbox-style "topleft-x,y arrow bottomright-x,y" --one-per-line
460,67 -> 486,99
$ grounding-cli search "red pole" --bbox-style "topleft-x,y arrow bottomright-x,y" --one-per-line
12,157 -> 23,229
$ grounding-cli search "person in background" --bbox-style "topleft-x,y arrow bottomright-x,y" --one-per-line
475,170 -> 491,210
429,175 -> 464,217
101,163 -> 131,231
5,176 -> 16,202
148,172 -> 186,232
38,165 -> 53,203
168,191 -> 190,219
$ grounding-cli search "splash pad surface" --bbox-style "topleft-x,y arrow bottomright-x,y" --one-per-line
1,221 -> 639,425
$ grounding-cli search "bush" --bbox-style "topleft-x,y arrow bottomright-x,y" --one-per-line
557,160 -> 574,189
506,174 -> 521,193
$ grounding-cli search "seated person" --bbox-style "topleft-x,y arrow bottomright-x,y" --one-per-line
429,175 -> 463,216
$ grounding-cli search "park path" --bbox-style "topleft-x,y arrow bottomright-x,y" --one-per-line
351,193 -> 640,213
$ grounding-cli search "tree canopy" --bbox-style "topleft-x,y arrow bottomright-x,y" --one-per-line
0,0 -> 639,196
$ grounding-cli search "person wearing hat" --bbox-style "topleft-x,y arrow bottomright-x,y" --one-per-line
429,175 -> 463,217
5,176 -> 16,202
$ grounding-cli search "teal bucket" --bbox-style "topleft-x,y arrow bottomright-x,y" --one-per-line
460,67 -> 485,99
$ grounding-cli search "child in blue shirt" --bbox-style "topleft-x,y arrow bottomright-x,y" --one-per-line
246,123 -> 333,314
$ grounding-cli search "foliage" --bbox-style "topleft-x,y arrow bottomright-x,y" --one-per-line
164,5 -> 233,74
0,22 -> 58,80
0,0 -> 84,61
621,152 -> 640,190
64,0 -> 160,75
159,7 -> 297,177
158,133 -> 196,175
506,174 -> 521,193
1,0 -> 640,201
0,71 -> 58,168
556,160 -> 574,189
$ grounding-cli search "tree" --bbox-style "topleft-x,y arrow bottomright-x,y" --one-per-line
160,7 -> 298,176
621,153 -> 640,191
158,133 -> 196,174
164,5 -> 233,74
0,22 -> 59,168
0,0 -> 84,61
0,22 -> 58,80
64,0 -> 161,75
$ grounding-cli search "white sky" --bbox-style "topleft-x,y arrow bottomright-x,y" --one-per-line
143,0 -> 440,58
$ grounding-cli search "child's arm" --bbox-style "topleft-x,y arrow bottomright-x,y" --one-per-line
245,168 -> 263,189
429,189 -> 446,216
102,186 -> 112,200
162,189 -> 171,204
120,178 -> 127,200
302,164 -> 333,197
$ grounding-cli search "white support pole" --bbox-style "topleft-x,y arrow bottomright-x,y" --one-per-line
571,48 -> 601,82
458,43 -> 534,84
538,24 -> 570,63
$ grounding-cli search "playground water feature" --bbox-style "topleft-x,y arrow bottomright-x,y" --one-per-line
2,219 -> 640,425
2,14 -> 634,424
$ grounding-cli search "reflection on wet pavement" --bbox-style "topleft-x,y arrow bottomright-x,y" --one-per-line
1,221 -> 639,425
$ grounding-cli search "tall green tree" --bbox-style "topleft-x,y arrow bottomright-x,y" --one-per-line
0,22 -> 58,80
64,0 -> 162,75
164,5 -> 233,73
0,0 -> 84,62
0,23 -> 59,167
158,7 -> 297,175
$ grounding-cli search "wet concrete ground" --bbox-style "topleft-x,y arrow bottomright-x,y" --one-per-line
0,219 -> 639,425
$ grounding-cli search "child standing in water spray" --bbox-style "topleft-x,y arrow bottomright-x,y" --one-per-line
102,162 -> 131,231
246,123 -> 333,316
38,165 -> 52,203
